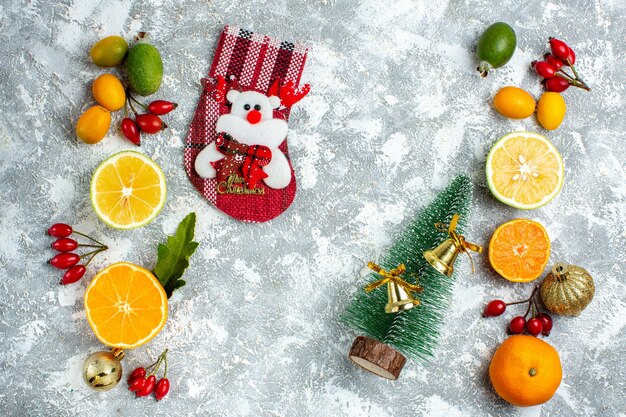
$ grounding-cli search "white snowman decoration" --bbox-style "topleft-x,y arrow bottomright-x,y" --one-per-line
194,89 -> 291,189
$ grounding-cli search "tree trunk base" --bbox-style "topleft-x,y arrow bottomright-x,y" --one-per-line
348,336 -> 406,380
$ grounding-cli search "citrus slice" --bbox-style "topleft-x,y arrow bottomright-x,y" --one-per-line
91,151 -> 166,229
84,262 -> 168,349
486,132 -> 563,210
489,219 -> 550,282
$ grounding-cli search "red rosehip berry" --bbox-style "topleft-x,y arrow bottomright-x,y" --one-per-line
121,117 -> 141,146
135,375 -> 156,397
509,316 -> 526,334
549,38 -> 571,60
48,223 -> 72,238
533,61 -> 557,78
154,378 -> 170,401
49,253 -> 80,269
565,47 -> 576,65
537,313 -> 553,336
51,237 -> 78,252
544,77 -> 570,93
128,367 -> 147,384
526,318 -> 543,336
483,300 -> 507,317
136,114 -> 166,134
545,54 -> 564,70
61,265 -> 86,285
128,377 -> 147,392
148,100 -> 177,115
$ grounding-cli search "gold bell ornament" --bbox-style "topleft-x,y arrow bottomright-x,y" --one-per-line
365,262 -> 423,313
540,262 -> 595,316
424,214 -> 482,276
82,347 -> 125,391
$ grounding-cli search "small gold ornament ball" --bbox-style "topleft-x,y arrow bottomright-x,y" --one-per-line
82,351 -> 123,391
540,263 -> 595,316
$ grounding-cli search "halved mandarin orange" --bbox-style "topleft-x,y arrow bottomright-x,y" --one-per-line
488,219 -> 550,282
84,262 -> 167,349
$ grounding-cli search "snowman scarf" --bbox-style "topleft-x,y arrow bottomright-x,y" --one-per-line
184,25 -> 309,223
215,133 -> 271,190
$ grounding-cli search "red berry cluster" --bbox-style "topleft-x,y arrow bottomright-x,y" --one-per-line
483,288 -> 553,337
532,38 -> 590,93
47,223 -> 108,285
121,92 -> 177,146
128,349 -> 170,401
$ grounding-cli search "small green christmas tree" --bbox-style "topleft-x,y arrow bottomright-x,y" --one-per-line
342,175 -> 473,379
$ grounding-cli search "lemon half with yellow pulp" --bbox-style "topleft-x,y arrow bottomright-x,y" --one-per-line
90,151 -> 166,229
486,132 -> 563,210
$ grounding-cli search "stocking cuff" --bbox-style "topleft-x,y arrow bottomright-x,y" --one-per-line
209,25 -> 308,95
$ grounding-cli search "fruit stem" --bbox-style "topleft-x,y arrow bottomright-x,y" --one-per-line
134,32 -> 148,42
126,92 -> 140,116
506,286 -> 539,308
80,248 -> 107,259
523,300 -> 532,319
556,70 -> 591,91
556,71 -> 577,84
145,358 -> 160,372
163,354 -> 168,379
78,244 -> 104,248
148,349 -> 169,376
148,357 -> 163,377
477,61 -> 491,78
505,300 -> 529,306
73,231 -> 106,247
522,288 -> 538,319
128,93 -> 148,110
532,298 -> 542,317
83,254 -> 96,268
530,286 -> 539,298
83,247 -> 106,268
566,59 -> 581,80
573,76 -> 591,91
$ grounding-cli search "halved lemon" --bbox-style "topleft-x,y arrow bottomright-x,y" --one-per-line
91,151 -> 166,229
489,219 -> 551,282
84,262 -> 168,349
486,132 -> 563,210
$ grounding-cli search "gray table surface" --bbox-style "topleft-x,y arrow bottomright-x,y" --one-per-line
1,0 -> 624,416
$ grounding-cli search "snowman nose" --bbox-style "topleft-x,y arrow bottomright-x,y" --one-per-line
246,110 -> 262,124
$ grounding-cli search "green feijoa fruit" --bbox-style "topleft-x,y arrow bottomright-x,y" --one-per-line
126,43 -> 163,96
90,36 -> 129,67
476,22 -> 517,77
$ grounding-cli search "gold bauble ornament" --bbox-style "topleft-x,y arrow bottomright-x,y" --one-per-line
540,263 -> 595,316
82,348 -> 125,391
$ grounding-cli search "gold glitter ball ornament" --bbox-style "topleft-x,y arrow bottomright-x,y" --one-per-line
82,349 -> 125,391
540,263 -> 595,316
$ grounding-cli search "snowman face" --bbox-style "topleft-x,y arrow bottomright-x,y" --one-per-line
216,89 -> 288,148
226,90 -> 281,124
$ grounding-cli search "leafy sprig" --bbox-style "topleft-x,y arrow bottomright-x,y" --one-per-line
153,213 -> 199,298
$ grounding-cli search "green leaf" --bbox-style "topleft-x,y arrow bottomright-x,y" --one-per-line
153,213 -> 199,298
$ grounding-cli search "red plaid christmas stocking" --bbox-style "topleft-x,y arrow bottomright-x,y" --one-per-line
184,25 -> 310,223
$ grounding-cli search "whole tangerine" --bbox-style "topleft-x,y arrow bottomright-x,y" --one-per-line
489,335 -> 562,407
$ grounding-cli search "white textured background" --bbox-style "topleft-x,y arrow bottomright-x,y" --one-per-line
0,0 -> 624,416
